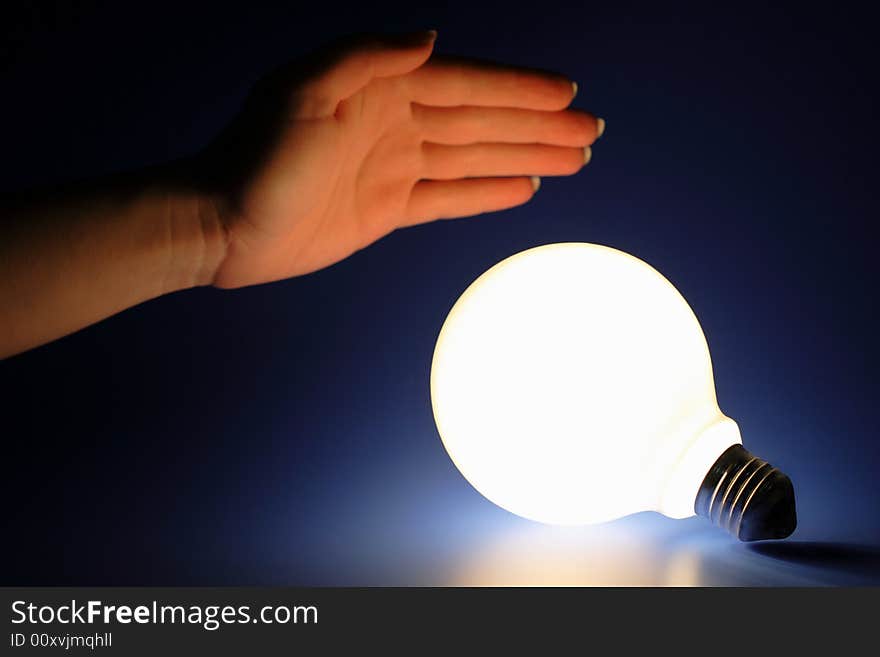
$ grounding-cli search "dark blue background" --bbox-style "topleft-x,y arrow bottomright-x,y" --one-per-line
2,1 -> 878,585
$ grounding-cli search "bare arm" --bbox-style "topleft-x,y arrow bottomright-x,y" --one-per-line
0,164 -> 225,358
0,30 -> 603,358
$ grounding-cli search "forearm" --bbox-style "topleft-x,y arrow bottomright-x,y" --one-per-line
0,163 -> 226,358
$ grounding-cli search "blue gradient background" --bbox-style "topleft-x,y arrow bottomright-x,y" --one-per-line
1,2 -> 878,585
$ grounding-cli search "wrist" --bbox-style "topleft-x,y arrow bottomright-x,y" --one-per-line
164,189 -> 229,292
153,156 -> 230,293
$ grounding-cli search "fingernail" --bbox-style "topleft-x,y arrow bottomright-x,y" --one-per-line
571,81 -> 578,99
531,176 -> 541,192
596,117 -> 606,139
426,29 -> 438,41
584,146 -> 592,165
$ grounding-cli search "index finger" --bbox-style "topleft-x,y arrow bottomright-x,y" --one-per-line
404,55 -> 576,110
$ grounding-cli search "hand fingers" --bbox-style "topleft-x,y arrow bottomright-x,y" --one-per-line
296,31 -> 436,117
405,55 -> 575,110
412,104 -> 601,147
420,142 -> 587,180
403,177 -> 538,226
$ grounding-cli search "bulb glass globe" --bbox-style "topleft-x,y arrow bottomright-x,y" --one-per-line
430,243 -> 796,540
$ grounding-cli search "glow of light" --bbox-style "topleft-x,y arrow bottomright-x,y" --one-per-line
431,243 -> 741,526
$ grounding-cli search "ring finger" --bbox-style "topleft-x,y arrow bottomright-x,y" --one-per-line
420,142 -> 588,180
413,104 -> 601,147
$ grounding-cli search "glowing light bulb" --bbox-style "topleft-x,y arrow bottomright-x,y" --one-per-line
430,243 -> 796,541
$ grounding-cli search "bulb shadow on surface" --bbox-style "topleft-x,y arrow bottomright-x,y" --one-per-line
747,542 -> 880,584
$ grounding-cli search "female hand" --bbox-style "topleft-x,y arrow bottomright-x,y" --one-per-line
198,30 -> 604,288
0,30 -> 604,357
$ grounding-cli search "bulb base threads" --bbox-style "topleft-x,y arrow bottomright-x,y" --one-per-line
694,444 -> 796,542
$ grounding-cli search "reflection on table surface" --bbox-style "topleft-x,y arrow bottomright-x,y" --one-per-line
259,473 -> 880,586
446,518 -> 880,586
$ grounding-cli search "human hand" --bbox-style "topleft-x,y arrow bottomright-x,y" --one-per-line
195,31 -> 604,288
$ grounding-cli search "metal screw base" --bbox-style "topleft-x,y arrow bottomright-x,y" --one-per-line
695,444 -> 797,542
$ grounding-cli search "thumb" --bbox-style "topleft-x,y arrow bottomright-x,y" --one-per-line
296,30 -> 437,117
